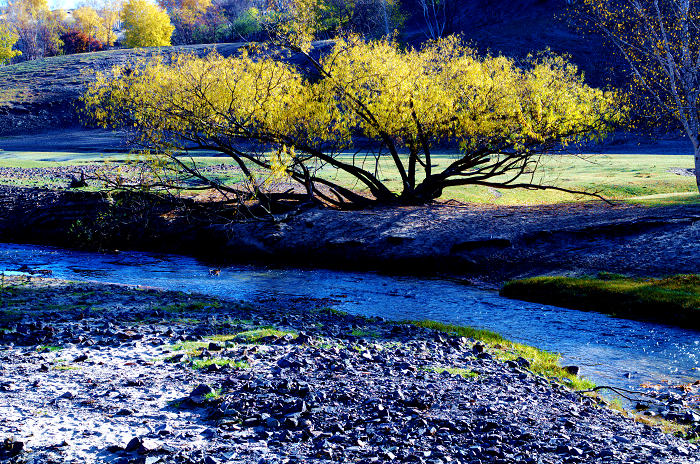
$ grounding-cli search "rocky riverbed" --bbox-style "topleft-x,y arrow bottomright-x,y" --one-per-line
0,276 -> 698,463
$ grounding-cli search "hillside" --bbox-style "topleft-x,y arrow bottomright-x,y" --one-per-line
0,43 -> 246,136
402,0 -> 623,87
0,1 -> 621,137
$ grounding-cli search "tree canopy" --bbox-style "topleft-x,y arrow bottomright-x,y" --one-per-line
84,36 -> 622,208
0,23 -> 22,65
121,0 -> 175,47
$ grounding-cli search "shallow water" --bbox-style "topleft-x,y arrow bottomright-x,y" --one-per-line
0,242 -> 697,392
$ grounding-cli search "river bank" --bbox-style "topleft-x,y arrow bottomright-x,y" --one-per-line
0,185 -> 698,283
1,276 -> 698,463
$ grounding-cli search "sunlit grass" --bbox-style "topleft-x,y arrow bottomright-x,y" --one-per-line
219,328 -> 297,343
0,152 -> 696,206
407,320 -> 595,391
191,358 -> 248,370
501,274 -> 700,329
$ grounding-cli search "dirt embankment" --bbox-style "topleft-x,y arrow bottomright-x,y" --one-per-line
0,185 -> 697,282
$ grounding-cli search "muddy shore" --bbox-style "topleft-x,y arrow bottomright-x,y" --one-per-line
1,276 -> 698,463
0,185 -> 698,282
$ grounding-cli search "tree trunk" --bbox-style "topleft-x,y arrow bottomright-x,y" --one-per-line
695,144 -> 700,193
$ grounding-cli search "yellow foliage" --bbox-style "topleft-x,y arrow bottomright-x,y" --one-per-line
0,23 -> 21,65
72,3 -> 119,46
83,36 -> 623,205
121,0 -> 174,48
158,0 -> 212,26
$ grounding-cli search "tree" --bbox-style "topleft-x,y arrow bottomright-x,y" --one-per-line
158,0 -> 213,43
121,0 -> 174,47
60,28 -> 104,54
417,0 -> 446,39
0,23 -> 22,64
264,0 -> 401,46
83,36 -> 622,208
5,0 -> 65,60
95,0 -> 121,46
71,2 -> 120,47
72,6 -> 102,49
575,0 -> 700,193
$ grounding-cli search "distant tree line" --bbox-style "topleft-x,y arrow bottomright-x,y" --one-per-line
0,0 -> 414,64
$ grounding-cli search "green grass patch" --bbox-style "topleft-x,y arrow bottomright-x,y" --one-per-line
349,328 -> 379,338
314,307 -> 349,317
191,358 -> 249,370
422,366 -> 479,379
36,345 -> 63,353
167,341 -> 210,355
157,300 -> 222,313
501,274 -> 700,329
214,328 -> 296,343
407,320 -> 594,391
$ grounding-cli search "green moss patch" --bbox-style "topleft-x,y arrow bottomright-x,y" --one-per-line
501,274 -> 700,329
213,328 -> 297,343
191,358 -> 249,370
407,320 -> 595,391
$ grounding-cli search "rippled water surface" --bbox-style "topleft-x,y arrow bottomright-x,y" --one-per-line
1,242 -> 698,391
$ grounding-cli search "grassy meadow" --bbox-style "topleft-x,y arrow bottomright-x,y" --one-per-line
0,148 -> 696,206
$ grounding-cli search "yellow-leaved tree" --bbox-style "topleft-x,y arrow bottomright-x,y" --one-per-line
72,2 -> 120,46
0,23 -> 22,65
72,6 -> 102,41
84,36 -> 623,208
5,0 -> 64,60
121,0 -> 174,48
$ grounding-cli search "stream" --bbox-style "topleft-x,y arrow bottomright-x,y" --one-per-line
0,242 -> 698,394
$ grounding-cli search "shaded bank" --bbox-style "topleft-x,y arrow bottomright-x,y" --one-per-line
0,186 -> 698,283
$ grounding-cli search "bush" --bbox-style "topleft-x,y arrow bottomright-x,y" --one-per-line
60,29 -> 104,55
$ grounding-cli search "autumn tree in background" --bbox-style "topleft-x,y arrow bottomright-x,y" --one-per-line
5,0 -> 65,60
71,1 -> 119,47
121,0 -> 174,47
575,0 -> 700,192
84,36 -> 622,208
265,0 -> 401,46
0,23 -> 22,64
60,28 -> 104,53
158,0 -> 214,43
96,0 -> 121,46
72,6 -> 102,49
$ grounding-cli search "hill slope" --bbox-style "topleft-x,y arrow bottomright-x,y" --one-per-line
0,43 -> 246,136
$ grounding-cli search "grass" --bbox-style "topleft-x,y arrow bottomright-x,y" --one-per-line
36,345 -> 63,353
350,328 -> 380,338
0,44 -> 245,107
299,153 -> 699,206
606,399 -> 692,437
191,358 -> 249,370
0,151 -> 697,206
422,366 -> 479,379
407,320 -> 595,391
501,274 -> 700,329
314,307 -> 349,316
213,328 -> 297,343
156,300 -> 222,313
